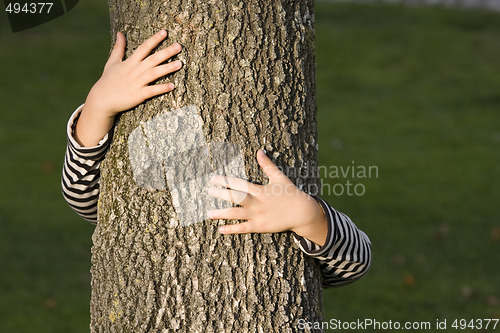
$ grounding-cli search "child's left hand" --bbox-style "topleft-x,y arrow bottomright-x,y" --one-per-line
207,150 -> 328,247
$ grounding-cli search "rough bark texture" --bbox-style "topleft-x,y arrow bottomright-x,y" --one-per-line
91,0 -> 323,332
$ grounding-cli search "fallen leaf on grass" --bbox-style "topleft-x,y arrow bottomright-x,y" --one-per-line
403,273 -> 415,288
41,161 -> 55,173
460,285 -> 474,300
486,296 -> 500,307
43,298 -> 57,309
491,226 -> 500,242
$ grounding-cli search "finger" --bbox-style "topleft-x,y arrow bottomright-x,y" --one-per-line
107,32 -> 126,65
210,175 -> 257,195
142,82 -> 175,100
219,222 -> 253,235
143,60 -> 183,83
256,149 -> 289,183
129,30 -> 168,62
142,43 -> 182,68
208,186 -> 251,205
207,207 -> 249,221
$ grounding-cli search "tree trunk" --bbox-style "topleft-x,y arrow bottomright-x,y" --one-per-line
91,0 -> 322,331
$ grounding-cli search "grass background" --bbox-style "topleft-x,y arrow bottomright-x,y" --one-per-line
1,1 -> 499,332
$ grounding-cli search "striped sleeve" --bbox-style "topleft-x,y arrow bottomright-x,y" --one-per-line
293,196 -> 372,288
61,104 -> 113,224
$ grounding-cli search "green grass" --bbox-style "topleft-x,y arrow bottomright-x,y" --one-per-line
1,1 -> 499,332
0,2 -> 110,332
315,2 -> 500,332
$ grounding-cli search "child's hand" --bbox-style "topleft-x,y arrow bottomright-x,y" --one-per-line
207,150 -> 328,247
75,30 -> 183,147
86,30 -> 182,118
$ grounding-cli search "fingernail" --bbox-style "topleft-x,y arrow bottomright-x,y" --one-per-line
173,43 -> 182,51
207,210 -> 215,219
218,226 -> 227,234
159,30 -> 167,36
207,187 -> 215,195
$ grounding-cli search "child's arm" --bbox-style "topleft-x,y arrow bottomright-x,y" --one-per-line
62,30 -> 183,221
208,150 -> 372,287
75,30 -> 182,147
61,104 -> 112,222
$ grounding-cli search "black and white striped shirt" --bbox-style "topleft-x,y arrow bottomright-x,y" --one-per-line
62,105 -> 372,288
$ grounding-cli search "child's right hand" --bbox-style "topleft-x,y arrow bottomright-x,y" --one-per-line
75,30 -> 183,147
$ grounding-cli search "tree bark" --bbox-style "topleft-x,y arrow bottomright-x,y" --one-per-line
91,0 -> 322,331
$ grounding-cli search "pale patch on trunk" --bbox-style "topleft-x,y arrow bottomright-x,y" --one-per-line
128,105 -> 246,226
